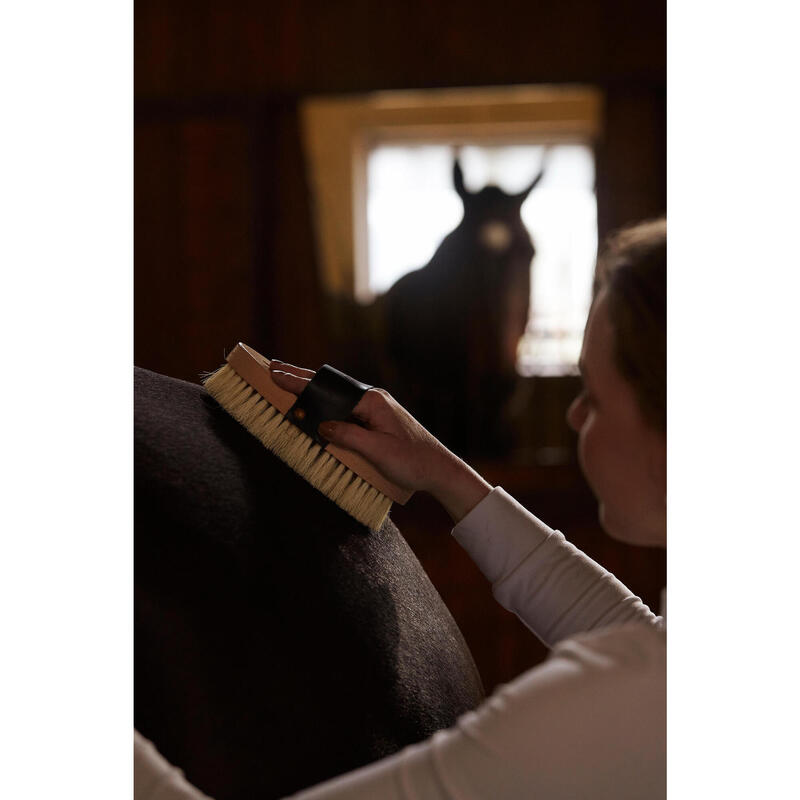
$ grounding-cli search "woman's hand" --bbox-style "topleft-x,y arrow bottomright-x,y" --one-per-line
269,359 -> 492,523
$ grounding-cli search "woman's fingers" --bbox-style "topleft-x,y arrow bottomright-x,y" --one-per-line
268,359 -> 316,395
269,359 -> 316,379
318,420 -> 415,491
319,420 -> 381,457
270,368 -> 311,396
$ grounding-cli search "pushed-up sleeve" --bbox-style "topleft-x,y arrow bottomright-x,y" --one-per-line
452,487 -> 661,647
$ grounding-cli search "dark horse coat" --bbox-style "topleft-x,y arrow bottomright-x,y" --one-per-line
134,367 -> 484,799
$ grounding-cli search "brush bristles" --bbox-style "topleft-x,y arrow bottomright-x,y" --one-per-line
203,363 -> 392,530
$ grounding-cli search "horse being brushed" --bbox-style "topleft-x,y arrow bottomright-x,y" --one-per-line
134,367 -> 484,800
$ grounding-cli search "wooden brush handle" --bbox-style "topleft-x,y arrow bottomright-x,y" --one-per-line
226,343 -> 413,506
227,343 -> 295,414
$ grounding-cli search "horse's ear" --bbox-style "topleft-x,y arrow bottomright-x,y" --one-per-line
514,167 -> 545,204
453,159 -> 468,199
515,148 -> 552,203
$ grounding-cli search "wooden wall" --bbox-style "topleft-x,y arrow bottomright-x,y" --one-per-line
135,0 -> 666,693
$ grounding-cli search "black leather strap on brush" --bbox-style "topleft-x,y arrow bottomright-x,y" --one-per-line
287,365 -> 372,448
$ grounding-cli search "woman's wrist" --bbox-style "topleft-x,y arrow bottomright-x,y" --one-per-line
427,447 -> 493,524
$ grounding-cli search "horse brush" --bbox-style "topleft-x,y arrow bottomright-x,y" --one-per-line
203,343 -> 412,530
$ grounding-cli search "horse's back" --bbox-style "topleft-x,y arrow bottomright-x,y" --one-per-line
134,366 -> 484,800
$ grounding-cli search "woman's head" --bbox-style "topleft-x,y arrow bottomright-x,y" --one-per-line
567,218 -> 667,546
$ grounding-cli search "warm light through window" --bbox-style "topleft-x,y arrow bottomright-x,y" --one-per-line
366,143 -> 597,375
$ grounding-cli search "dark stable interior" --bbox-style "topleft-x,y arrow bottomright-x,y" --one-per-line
135,2 -> 666,796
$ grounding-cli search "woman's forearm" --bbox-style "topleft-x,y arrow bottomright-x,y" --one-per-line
427,446 -> 493,524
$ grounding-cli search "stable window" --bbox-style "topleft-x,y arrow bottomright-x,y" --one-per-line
301,86 -> 602,376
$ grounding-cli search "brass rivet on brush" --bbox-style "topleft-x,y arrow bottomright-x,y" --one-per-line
293,408 -> 306,420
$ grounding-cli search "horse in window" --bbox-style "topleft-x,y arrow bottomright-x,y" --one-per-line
378,158 -> 544,457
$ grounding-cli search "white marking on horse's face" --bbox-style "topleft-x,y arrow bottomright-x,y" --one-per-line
479,220 -> 513,253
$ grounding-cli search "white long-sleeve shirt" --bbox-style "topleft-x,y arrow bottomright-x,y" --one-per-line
136,487 -> 666,800
135,732 -> 213,800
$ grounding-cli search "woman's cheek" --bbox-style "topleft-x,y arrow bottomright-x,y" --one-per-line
578,415 -> 608,499
576,422 -> 595,488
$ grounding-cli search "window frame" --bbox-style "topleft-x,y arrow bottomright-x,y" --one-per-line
300,85 -> 603,302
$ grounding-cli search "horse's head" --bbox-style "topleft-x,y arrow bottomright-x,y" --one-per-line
452,158 -> 543,256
